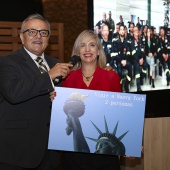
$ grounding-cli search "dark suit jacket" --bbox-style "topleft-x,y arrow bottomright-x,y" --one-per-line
0,48 -> 60,168
144,38 -> 157,56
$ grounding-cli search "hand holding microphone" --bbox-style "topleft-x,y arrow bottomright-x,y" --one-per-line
48,55 -> 81,82
48,63 -> 72,81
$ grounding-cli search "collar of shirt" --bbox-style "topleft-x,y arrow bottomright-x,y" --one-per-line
23,47 -> 50,71
23,47 -> 55,88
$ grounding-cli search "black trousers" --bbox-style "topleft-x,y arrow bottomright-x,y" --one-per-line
0,150 -> 61,170
63,152 -> 121,170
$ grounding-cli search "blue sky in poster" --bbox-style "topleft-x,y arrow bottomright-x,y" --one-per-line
48,87 -> 146,157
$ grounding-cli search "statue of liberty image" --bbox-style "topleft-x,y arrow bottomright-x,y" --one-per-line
63,92 -> 90,153
63,92 -> 128,156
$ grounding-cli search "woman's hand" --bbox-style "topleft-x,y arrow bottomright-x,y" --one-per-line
49,91 -> 56,101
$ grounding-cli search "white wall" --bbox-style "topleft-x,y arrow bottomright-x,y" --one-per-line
151,0 -> 164,31
93,0 -> 164,32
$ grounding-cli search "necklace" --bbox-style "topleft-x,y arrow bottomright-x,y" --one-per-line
82,72 -> 93,81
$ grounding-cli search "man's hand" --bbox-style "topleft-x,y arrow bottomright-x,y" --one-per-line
139,58 -> 143,65
163,53 -> 168,61
48,63 -> 73,80
104,65 -> 115,71
121,60 -> 126,67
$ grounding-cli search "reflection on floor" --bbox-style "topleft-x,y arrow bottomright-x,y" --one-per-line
129,72 -> 170,92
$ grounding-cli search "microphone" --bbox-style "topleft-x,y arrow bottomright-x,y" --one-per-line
69,55 -> 81,66
54,55 -> 81,83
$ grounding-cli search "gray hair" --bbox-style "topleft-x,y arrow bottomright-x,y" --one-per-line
20,13 -> 51,34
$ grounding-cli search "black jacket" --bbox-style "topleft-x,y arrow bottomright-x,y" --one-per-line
0,47 -> 60,168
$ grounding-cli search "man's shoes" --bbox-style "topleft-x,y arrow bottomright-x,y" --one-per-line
124,81 -> 130,93
149,76 -> 152,85
140,78 -> 143,85
137,87 -> 142,92
152,79 -> 155,88
124,88 -> 129,93
166,73 -> 170,86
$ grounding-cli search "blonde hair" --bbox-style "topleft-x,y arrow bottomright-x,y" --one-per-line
71,30 -> 106,70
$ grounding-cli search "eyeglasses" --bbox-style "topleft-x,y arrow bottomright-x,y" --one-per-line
22,29 -> 49,37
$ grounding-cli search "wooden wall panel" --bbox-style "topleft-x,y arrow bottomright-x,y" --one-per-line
144,117 -> 170,170
43,0 -> 88,62
0,21 -> 64,61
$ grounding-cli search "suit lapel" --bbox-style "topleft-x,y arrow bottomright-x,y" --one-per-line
44,55 -> 56,69
19,48 -> 41,74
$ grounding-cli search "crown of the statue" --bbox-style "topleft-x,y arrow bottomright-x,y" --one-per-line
86,116 -> 128,155
98,132 -> 119,143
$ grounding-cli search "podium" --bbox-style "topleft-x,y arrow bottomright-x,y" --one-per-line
120,117 -> 170,170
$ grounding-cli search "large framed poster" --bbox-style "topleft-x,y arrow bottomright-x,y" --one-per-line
48,87 -> 146,157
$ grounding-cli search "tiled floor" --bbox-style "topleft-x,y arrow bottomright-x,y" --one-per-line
129,74 -> 170,92
128,67 -> 170,92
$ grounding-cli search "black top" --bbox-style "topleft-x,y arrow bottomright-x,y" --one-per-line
63,152 -> 120,170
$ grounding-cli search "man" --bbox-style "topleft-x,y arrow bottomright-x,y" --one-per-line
128,15 -> 134,28
136,17 -> 142,30
99,24 -> 113,65
106,11 -> 115,33
130,27 -> 147,92
95,12 -> 111,32
127,23 -> 134,40
117,15 -> 124,26
145,19 -> 149,26
111,25 -> 132,92
0,14 -> 72,170
112,24 -> 120,38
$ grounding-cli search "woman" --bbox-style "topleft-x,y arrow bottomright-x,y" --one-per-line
144,27 -> 157,88
63,30 -> 120,91
62,30 -> 121,170
157,27 -> 170,86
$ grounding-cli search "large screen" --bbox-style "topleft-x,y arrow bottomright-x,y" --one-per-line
87,0 -> 170,117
